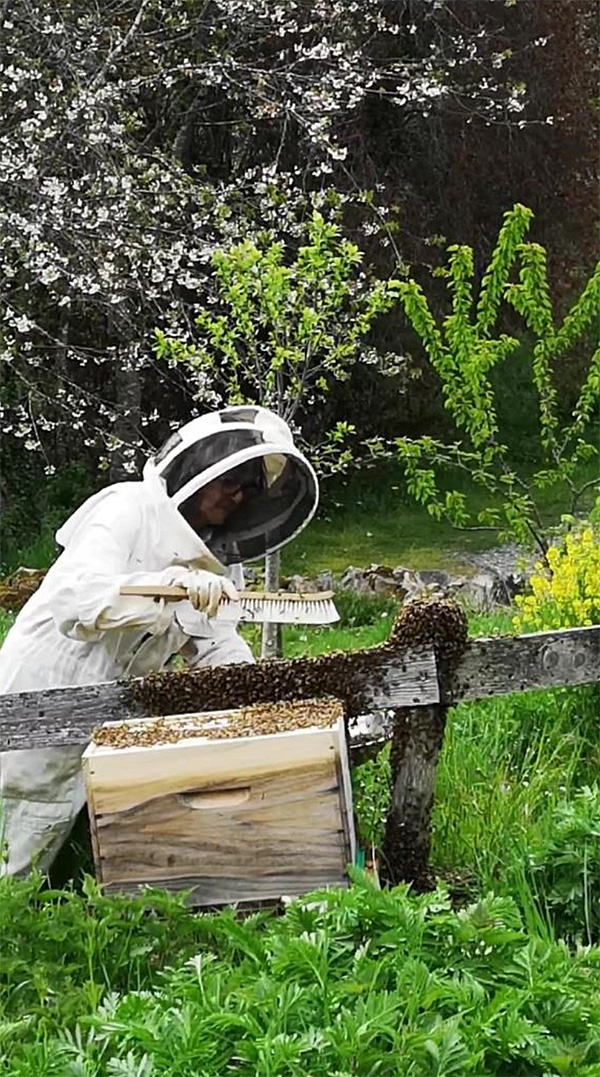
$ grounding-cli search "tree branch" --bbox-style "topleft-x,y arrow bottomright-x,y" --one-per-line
571,476 -> 600,513
89,0 -> 152,90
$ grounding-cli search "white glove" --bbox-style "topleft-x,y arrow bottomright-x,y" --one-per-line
167,567 -> 239,617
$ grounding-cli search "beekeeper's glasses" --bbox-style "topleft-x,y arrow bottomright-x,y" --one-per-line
220,461 -> 266,500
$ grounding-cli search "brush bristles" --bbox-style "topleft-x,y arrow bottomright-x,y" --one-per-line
215,596 -> 339,625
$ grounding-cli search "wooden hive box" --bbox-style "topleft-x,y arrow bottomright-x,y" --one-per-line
82,698 -> 355,907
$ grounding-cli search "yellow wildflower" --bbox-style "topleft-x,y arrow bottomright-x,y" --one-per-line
514,522 -> 600,632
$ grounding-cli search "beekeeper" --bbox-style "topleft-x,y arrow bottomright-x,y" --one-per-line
0,405 -> 318,877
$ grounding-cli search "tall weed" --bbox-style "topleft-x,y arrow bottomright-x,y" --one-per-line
432,684 -> 600,932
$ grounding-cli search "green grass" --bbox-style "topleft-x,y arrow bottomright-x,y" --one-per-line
282,465 -> 498,577
4,456 -> 597,582
431,685 -> 600,911
281,458 -> 599,577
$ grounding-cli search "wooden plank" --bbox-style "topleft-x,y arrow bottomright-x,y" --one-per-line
85,715 -> 354,904
103,872 -> 349,905
0,646 -> 438,750
0,626 -> 598,753
0,680 -> 139,750
84,725 -> 341,815
85,775 -> 103,883
95,774 -> 347,882
347,625 -> 600,760
336,716 -> 357,867
445,624 -> 600,704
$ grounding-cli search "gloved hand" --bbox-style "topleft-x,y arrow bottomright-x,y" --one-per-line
166,567 -> 239,617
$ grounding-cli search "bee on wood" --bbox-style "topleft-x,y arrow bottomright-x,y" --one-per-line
127,598 -> 467,725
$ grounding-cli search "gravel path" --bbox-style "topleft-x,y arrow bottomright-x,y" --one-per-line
449,542 -> 538,577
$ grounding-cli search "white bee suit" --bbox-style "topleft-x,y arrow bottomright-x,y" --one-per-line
0,405 -> 319,876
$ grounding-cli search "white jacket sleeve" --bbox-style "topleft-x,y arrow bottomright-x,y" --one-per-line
179,627 -> 255,670
48,491 -> 201,641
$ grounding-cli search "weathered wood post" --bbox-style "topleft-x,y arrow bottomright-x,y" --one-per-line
380,598 -> 468,888
261,549 -> 283,659
381,703 -> 448,887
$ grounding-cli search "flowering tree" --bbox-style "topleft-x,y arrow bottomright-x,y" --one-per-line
1,0 -> 595,509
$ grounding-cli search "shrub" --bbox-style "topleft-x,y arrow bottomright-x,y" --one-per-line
352,743 -> 391,855
4,874 -> 600,1075
511,516 -> 600,943
514,521 -> 600,632
332,587 -> 398,627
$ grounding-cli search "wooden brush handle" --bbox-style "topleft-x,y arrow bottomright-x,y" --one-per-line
119,584 -> 333,602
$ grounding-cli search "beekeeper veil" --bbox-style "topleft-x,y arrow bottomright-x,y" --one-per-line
145,406 -> 319,564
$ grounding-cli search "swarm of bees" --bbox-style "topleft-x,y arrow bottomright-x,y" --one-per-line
127,596 -> 468,724
93,697 -> 343,749
385,595 -> 468,665
129,644 -> 382,721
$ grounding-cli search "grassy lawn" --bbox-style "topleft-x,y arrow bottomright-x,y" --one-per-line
3,456 -> 597,581
281,459 -> 599,577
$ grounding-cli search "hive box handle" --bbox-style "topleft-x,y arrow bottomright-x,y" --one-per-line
178,788 -> 251,809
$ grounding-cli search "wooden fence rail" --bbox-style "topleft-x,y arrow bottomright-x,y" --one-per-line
0,624 -> 598,887
0,626 -> 597,753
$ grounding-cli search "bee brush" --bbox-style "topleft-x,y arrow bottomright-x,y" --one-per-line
119,585 -> 340,625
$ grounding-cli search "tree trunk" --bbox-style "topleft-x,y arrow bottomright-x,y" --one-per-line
54,309 -> 71,469
110,346 -> 143,483
381,704 -> 448,889
0,467 -> 9,515
261,549 -> 283,659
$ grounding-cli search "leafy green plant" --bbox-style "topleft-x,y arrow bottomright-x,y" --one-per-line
527,784 -> 600,945
352,743 -> 392,857
393,204 -> 600,563
0,872 -> 219,1041
155,209 -> 405,474
4,874 -> 600,1075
